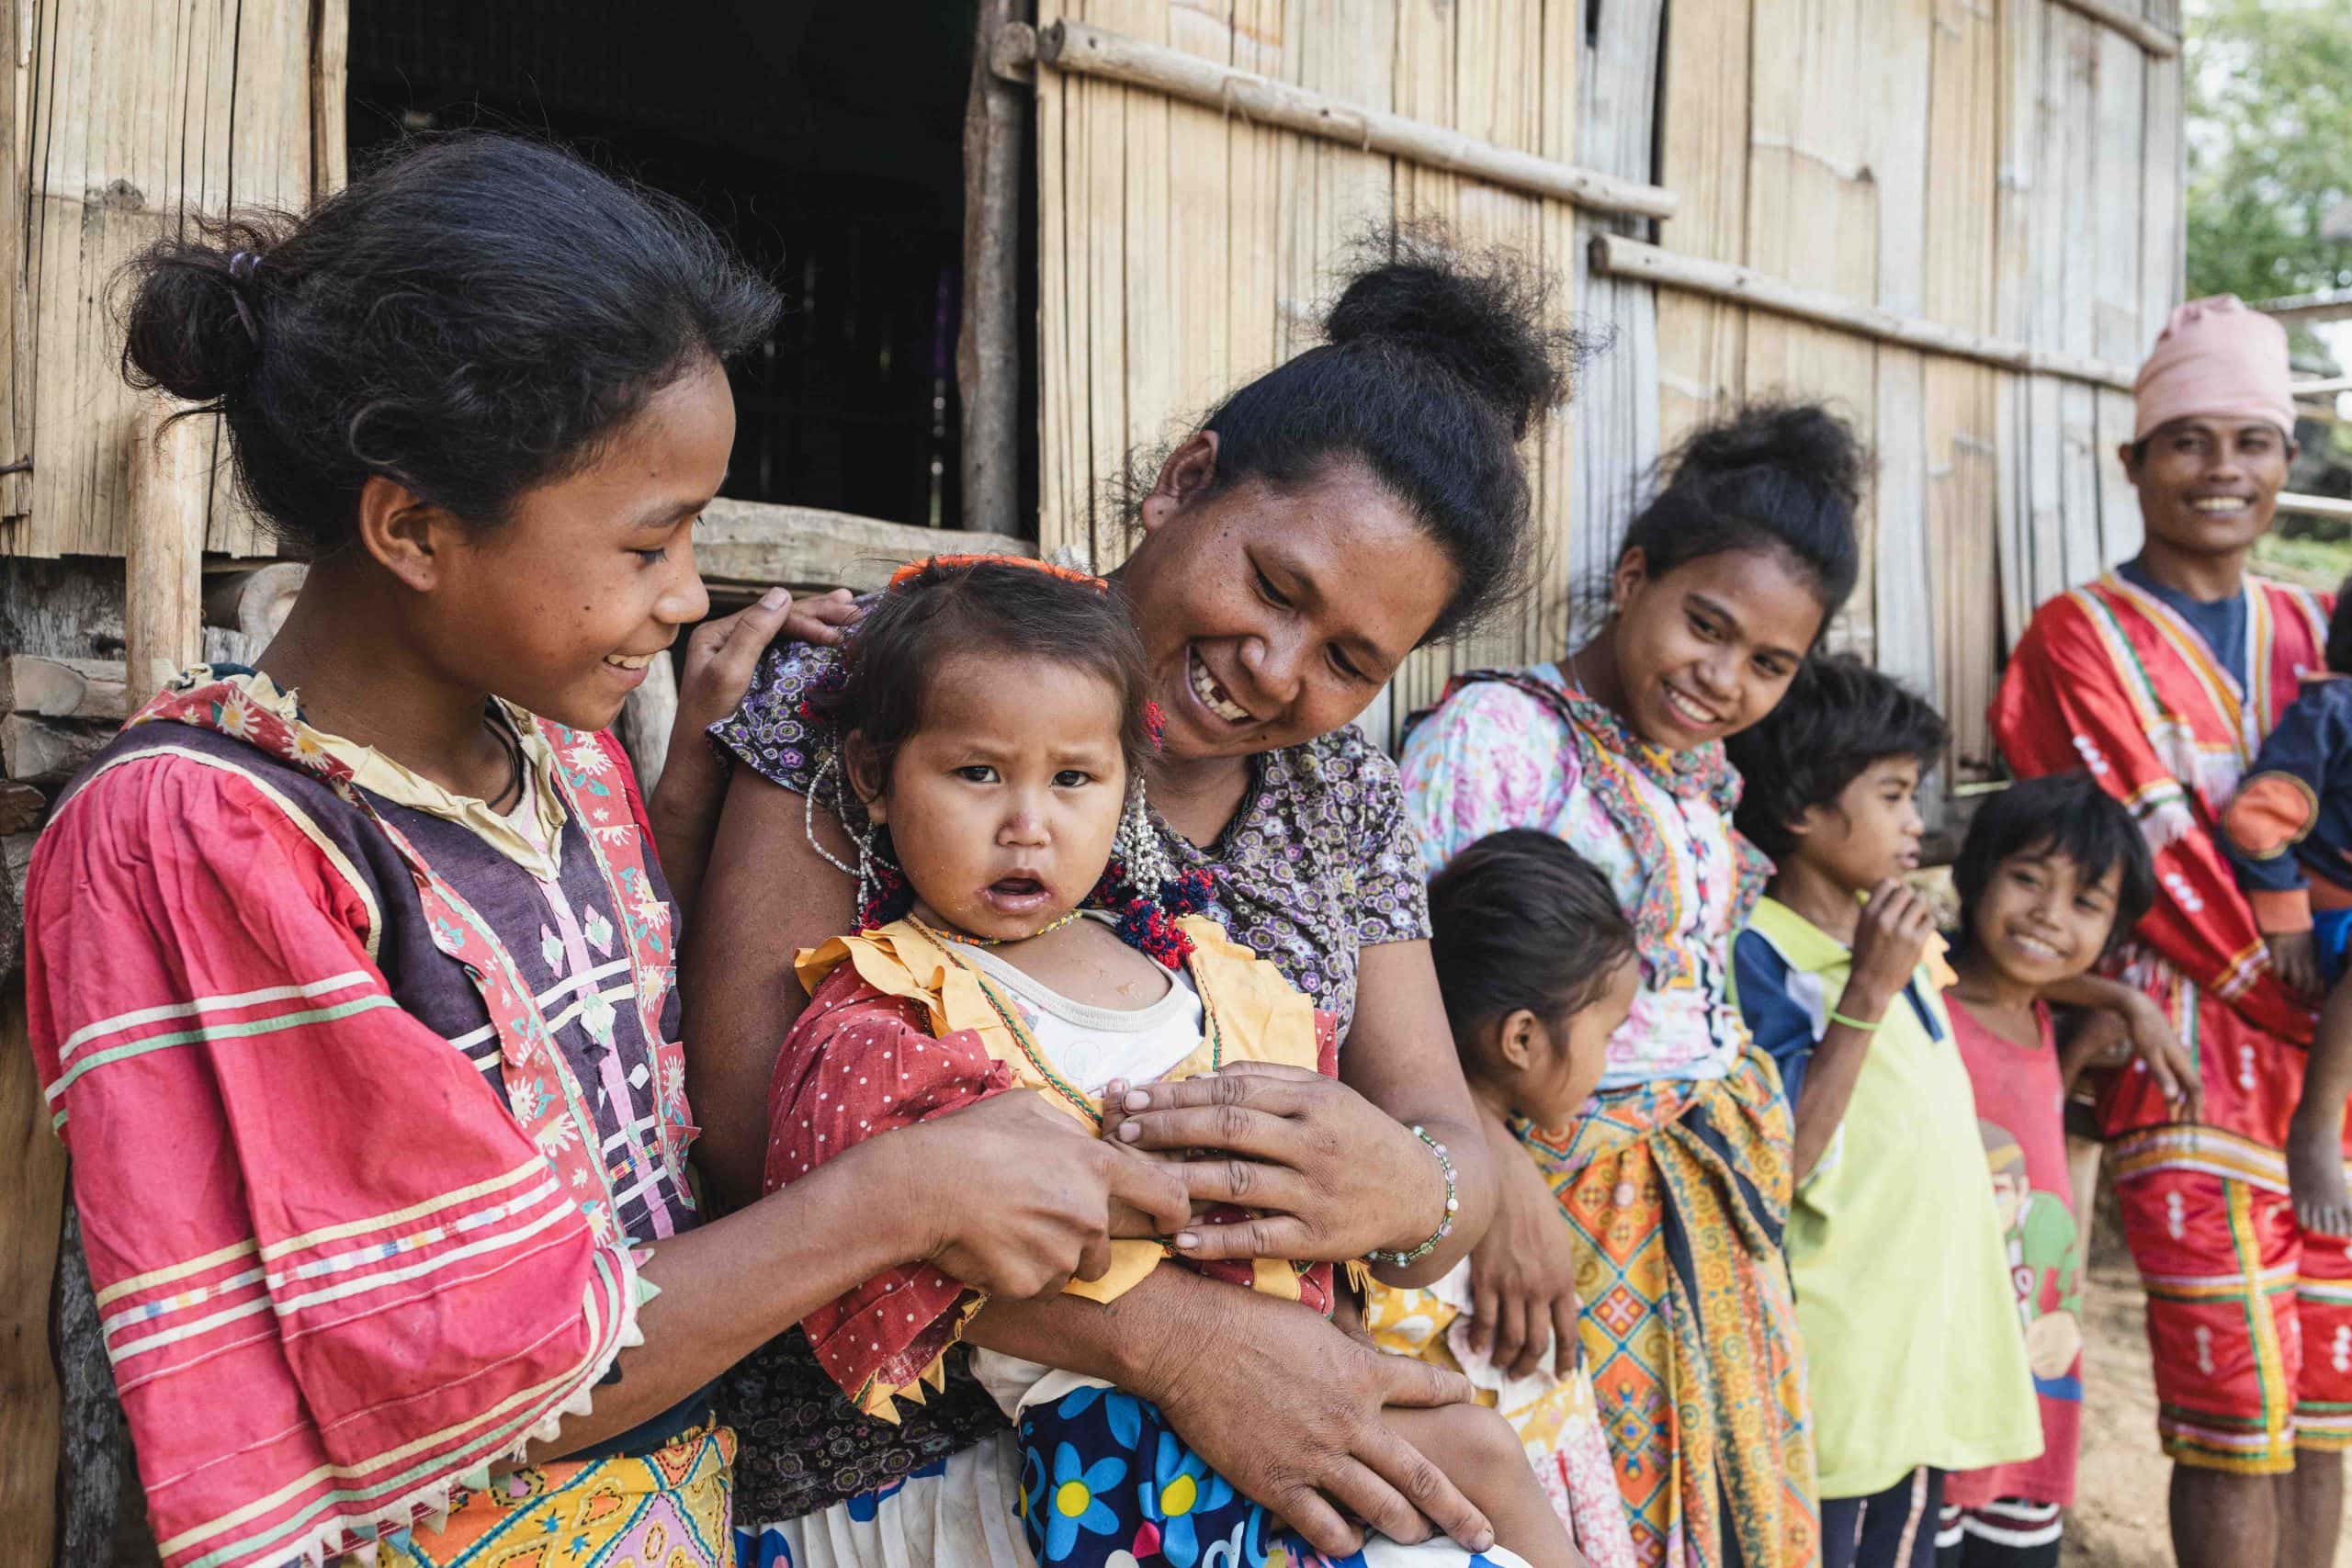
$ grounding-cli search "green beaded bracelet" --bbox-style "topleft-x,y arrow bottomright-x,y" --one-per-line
1368,1123 -> 1459,1268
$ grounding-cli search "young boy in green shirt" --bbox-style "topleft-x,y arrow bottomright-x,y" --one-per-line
1726,656 -> 2041,1568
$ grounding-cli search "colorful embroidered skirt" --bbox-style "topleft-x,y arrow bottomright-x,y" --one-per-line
1521,1045 -> 1819,1568
361,1424 -> 734,1567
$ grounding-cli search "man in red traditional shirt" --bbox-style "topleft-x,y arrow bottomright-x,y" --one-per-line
1992,296 -> 2344,1568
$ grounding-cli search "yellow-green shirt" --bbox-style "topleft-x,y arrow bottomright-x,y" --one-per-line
1734,897 -> 2041,1497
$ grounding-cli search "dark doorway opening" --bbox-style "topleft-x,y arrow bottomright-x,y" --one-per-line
345,1 -> 1032,535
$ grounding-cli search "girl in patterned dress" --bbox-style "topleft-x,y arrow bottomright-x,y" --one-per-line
1364,829 -> 1645,1568
1402,403 -> 1871,1568
762,555 -> 1577,1568
24,134 -> 1186,1568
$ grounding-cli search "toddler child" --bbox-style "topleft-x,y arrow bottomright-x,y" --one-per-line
2222,576 -> 2352,1234
1724,655 -> 2041,1568
764,556 -> 1576,1568
1936,771 -> 2156,1566
1363,829 -> 1645,1568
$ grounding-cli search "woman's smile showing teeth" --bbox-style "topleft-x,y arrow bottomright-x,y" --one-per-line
1661,682 -> 1720,730
2188,496 -> 2249,515
1187,648 -> 1254,725
604,652 -> 657,671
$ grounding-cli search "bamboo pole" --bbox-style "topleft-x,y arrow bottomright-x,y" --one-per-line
1590,233 -> 2139,391
2279,491 -> 2352,525
1013,19 -> 1679,222
124,408 -> 208,707
958,0 -> 1025,536
2051,0 -> 2180,59
2293,377 -> 2352,399
2256,287 -> 2352,328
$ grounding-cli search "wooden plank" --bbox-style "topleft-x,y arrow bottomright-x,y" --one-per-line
8,0 -> 336,558
1869,0 -> 1937,707
958,0 -> 1027,538
695,498 -> 1035,592
0,980 -> 65,1567
0,0 -> 28,526
1656,0 -> 1752,445
1030,18 -> 1677,220
2051,0 -> 2179,57
1924,0 -> 2005,777
1,658 -> 126,722
1033,0 -> 1078,556
2,715 -> 107,783
1569,0 -> 1667,615
124,406 -> 207,705
1593,236 -> 2137,389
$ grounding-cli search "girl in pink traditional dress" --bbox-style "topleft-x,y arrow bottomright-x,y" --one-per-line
1401,403 -> 1867,1568
24,134 -> 1185,1568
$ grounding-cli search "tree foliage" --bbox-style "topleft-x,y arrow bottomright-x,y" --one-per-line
2186,0 -> 2352,305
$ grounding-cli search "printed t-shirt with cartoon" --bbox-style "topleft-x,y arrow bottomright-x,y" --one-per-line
1943,998 -> 2083,1511
1731,897 -> 2041,1498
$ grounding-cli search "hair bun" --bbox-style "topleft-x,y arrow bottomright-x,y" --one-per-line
119,222 -> 279,405
1668,400 -> 1864,510
1324,226 -> 1576,440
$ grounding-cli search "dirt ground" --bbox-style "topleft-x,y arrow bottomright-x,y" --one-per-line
2064,1185 -> 2352,1565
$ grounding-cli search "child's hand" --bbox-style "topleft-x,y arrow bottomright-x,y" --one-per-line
2119,992 -> 2202,1124
2267,931 -> 2324,999
908,1090 -> 1193,1300
1847,878 -> 1936,1015
1462,1108 -> 1579,1382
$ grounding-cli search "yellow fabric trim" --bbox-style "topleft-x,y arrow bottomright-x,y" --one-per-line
797,914 -> 1320,1314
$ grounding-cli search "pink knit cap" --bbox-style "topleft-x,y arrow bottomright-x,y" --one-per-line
2133,295 -> 2298,442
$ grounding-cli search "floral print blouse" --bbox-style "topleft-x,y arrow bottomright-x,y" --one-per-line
1400,663 -> 1755,1088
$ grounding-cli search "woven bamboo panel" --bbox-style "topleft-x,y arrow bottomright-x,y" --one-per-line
2,0 -> 344,560
1035,0 -> 1584,742
1645,0 -> 2181,784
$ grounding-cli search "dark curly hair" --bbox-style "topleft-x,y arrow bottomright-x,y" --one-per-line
1614,401 -> 1867,641
1724,654 -> 1949,861
118,132 -> 780,554
1952,773 -> 2155,959
822,558 -> 1156,799
1428,829 -> 1637,1043
1181,227 -> 1586,646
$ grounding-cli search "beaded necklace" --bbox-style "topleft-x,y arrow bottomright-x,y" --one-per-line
912,908 -> 1083,948
908,912 -> 1224,1128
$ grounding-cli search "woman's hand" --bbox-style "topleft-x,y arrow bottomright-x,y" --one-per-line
1465,1107 -> 1580,1381
899,1091 -> 1193,1300
670,586 -> 858,740
1136,1288 -> 1497,1557
1106,1062 -> 1451,1264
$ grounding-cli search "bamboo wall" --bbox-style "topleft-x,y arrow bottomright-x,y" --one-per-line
0,0 -> 344,560
1029,0 -> 2186,779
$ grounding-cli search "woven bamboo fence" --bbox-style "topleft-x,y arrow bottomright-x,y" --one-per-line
1020,0 -> 2186,780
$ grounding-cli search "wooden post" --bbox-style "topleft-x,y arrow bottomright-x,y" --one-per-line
958,0 -> 1027,536
615,652 -> 681,799
0,977 -> 66,1566
123,409 -> 208,707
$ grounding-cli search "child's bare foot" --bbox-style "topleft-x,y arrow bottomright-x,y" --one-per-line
2289,1111 -> 2352,1236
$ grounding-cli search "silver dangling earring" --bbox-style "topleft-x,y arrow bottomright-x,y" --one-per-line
806,750 -> 895,921
1114,777 -> 1173,895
